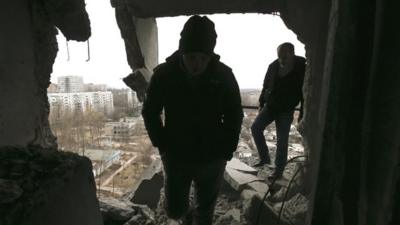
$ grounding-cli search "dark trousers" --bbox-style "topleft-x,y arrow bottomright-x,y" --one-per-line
162,157 -> 226,225
251,107 -> 293,174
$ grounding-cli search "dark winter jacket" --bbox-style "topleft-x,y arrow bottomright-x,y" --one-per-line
142,51 -> 244,163
259,56 -> 306,114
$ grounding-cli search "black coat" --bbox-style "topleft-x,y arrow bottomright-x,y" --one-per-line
259,56 -> 306,114
142,52 -> 244,162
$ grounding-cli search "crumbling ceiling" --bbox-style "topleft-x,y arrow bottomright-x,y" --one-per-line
116,0 -> 279,17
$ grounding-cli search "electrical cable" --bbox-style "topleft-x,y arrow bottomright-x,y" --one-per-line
255,155 -> 307,225
276,163 -> 309,225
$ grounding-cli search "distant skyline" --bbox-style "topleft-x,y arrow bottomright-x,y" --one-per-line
51,0 -> 304,89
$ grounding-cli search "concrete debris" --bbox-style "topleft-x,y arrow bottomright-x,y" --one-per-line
289,143 -> 304,153
100,197 -> 136,223
235,141 -> 254,159
123,70 -> 149,102
226,158 -> 257,174
124,112 -> 307,225
224,167 -> 262,191
0,146 -> 102,225
273,193 -> 308,225
123,204 -> 156,225
240,190 -> 289,225
214,210 -> 242,225
131,204 -> 155,221
240,189 -> 259,201
225,208 -> 241,221
131,172 -> 163,209
0,146 -> 99,225
124,158 -> 163,202
266,134 -> 275,141
213,193 -> 245,225
100,196 -> 157,225
247,181 -> 269,196
241,189 -> 258,219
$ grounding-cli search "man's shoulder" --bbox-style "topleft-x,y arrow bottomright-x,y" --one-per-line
214,61 -> 233,75
295,56 -> 306,64
269,59 -> 280,68
152,61 -> 178,80
213,62 -> 238,85
153,61 -> 172,74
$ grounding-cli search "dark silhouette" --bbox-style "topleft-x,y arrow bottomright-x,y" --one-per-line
142,15 -> 243,225
251,42 -> 306,180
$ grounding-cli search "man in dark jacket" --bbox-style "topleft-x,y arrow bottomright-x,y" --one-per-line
142,15 -> 243,225
251,42 -> 306,180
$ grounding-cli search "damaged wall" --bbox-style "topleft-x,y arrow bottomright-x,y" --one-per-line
0,0 -> 90,148
113,0 -> 280,17
0,147 -> 103,225
1,0 -> 399,225
0,0 -> 40,147
111,0 -> 158,102
312,0 -> 400,225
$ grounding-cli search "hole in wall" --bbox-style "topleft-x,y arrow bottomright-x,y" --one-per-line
48,0 -> 154,198
47,8 -> 310,223
157,13 -> 308,225
158,13 -> 307,167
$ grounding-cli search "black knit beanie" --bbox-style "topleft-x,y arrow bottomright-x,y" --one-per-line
179,15 -> 217,55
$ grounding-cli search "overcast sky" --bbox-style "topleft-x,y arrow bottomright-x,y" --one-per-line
51,0 -> 304,89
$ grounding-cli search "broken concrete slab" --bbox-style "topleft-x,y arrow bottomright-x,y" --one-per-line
214,208 -> 242,225
123,157 -> 163,205
241,189 -> 259,201
247,181 -> 270,196
99,196 -> 136,223
224,167 -> 262,191
0,146 -> 103,225
225,208 -> 241,222
226,158 -> 258,174
273,193 -> 308,225
131,172 -> 163,209
242,192 -> 291,225
131,204 -> 155,221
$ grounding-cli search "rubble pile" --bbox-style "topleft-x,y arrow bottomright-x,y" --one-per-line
101,113 -> 309,225
100,197 -> 155,225
0,145 -> 99,225
152,181 -> 249,225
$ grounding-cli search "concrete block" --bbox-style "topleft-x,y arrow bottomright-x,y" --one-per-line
224,167 -> 262,191
227,158 -> 258,174
0,147 -> 103,225
247,181 -> 270,195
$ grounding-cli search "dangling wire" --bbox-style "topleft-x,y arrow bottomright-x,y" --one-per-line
277,163 -> 310,225
255,155 -> 308,225
66,40 -> 70,61
86,39 -> 91,62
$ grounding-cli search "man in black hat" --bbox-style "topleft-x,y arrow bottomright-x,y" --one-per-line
142,15 -> 243,225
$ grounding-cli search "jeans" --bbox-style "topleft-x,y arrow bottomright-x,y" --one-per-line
251,107 -> 294,174
162,157 -> 227,225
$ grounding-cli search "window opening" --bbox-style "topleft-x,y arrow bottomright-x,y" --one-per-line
49,0 -> 154,198
157,14 -> 307,225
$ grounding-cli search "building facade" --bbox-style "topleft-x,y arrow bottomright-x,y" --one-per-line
57,76 -> 84,93
104,118 -> 137,139
48,91 -> 114,116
